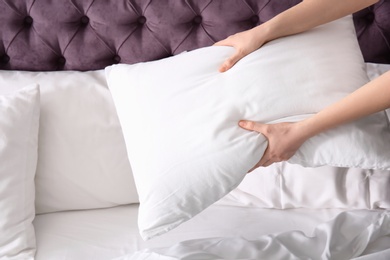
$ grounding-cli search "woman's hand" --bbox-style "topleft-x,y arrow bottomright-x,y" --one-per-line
213,27 -> 268,72
238,120 -> 308,171
214,0 -> 378,73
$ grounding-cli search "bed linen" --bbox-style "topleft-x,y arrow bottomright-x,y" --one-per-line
0,70 -> 138,214
33,205 -> 390,260
127,210 -> 390,260
0,84 -> 40,259
31,62 -> 390,260
218,163 -> 390,210
33,204 -> 348,260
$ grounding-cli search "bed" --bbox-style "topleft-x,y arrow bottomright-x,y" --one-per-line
1,0 -> 390,259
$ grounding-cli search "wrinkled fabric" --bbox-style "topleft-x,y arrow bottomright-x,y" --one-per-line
121,211 -> 390,260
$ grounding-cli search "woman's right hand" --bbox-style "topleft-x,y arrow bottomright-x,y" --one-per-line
238,120 -> 308,170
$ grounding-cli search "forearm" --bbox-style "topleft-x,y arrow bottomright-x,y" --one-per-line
256,0 -> 378,43
298,71 -> 390,139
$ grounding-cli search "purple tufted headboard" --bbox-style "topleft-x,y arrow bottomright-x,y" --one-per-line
0,0 -> 389,71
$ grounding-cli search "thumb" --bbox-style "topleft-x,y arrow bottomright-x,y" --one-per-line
238,120 -> 267,134
219,50 -> 244,72
213,38 -> 230,47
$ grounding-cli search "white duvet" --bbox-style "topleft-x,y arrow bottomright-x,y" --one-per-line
119,210 -> 390,260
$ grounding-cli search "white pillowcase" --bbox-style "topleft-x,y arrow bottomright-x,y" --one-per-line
0,84 -> 39,259
218,162 -> 390,209
106,16 -> 390,240
0,70 -> 138,214
218,63 -> 390,210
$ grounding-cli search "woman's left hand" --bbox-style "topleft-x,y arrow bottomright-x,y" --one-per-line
213,27 -> 268,73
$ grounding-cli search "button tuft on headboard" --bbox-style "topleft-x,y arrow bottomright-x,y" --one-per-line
80,16 -> 90,25
250,15 -> 259,24
113,55 -> 121,63
24,16 -> 33,28
0,54 -> 10,64
364,12 -> 375,23
137,16 -> 146,25
57,57 -> 66,66
193,15 -> 202,25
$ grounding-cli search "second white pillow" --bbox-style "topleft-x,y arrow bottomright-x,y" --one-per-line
0,84 -> 39,259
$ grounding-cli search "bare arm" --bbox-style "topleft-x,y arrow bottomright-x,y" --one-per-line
240,71 -> 390,169
296,70 -> 390,139
215,0 -> 378,72
264,0 -> 378,42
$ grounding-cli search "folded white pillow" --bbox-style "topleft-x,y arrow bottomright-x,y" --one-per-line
0,70 -> 138,214
106,16 -> 390,240
0,84 -> 39,259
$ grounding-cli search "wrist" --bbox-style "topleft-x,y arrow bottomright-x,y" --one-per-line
295,117 -> 323,141
252,22 -> 273,46
258,13 -> 292,43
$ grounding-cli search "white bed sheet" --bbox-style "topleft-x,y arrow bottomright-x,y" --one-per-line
125,210 -> 390,260
217,163 -> 390,210
34,204 -> 349,260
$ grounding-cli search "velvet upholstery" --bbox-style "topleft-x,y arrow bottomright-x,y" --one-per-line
353,0 -> 390,64
0,0 -> 389,71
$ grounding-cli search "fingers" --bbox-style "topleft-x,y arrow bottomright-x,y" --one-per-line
247,158 -> 274,173
247,156 -> 275,173
238,120 -> 267,134
239,120 -> 269,166
239,120 -> 276,172
262,160 -> 274,167
214,36 -> 246,72
238,120 -> 254,130
258,150 -> 271,167
219,50 -> 244,73
213,38 -> 230,47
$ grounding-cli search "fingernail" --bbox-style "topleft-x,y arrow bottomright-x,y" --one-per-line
238,121 -> 246,127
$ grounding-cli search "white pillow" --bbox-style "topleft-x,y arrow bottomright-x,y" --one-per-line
0,84 -> 39,259
218,63 -> 390,210
0,70 -> 138,214
105,16 -> 390,240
